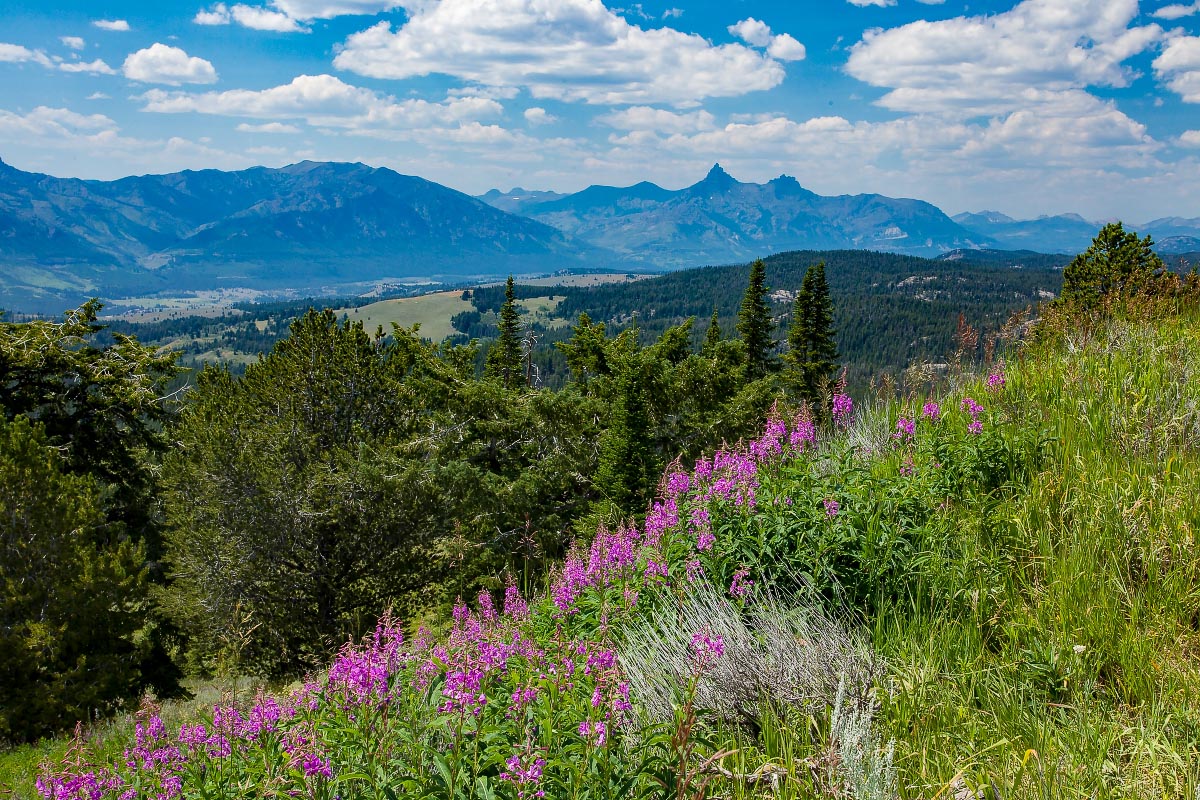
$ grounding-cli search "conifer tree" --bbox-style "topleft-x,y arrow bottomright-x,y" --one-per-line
736,258 -> 775,378
1059,222 -> 1164,309
786,261 -> 839,409
486,276 -> 525,389
702,307 -> 721,355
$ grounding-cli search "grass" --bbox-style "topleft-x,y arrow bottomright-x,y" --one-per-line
13,305 -> 1200,799
0,677 -> 269,800
339,291 -> 474,342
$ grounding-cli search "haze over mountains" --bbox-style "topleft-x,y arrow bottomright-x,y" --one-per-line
2,157 -> 1198,313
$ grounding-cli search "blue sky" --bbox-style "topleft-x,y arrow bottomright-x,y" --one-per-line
0,0 -> 1198,220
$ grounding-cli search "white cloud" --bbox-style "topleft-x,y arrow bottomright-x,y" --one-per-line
846,0 -> 1161,115
123,44 -> 218,85
728,18 -> 805,62
271,0 -> 398,18
768,34 -> 806,62
195,3 -> 308,31
86,92 -> 110,100
848,0 -> 896,6
1180,130 -> 1200,146
140,73 -> 502,131
0,43 -> 52,67
194,4 -> 231,24
231,5 -> 307,31
599,105 -> 716,134
1154,1 -> 1200,19
60,36 -> 86,50
237,121 -> 301,132
728,18 -> 772,47
662,8 -> 683,19
524,107 -> 556,125
59,58 -> 117,75
333,0 -> 787,106
0,106 -> 117,137
1154,34 -> 1200,102
0,106 -> 257,177
92,19 -> 130,31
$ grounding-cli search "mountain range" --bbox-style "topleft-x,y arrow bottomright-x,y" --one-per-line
480,164 -> 992,268
0,159 -> 609,312
2,157 -> 1198,314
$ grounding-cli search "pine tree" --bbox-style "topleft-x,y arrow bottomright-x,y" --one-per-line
786,261 -> 839,409
486,276 -> 525,389
736,258 -> 775,378
1059,222 -> 1164,309
593,347 -> 653,514
702,307 -> 721,355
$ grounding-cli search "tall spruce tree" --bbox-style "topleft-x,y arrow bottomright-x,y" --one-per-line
786,261 -> 839,409
702,307 -> 722,356
486,276 -> 525,389
736,258 -> 775,378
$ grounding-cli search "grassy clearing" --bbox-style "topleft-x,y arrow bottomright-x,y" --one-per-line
338,291 -> 474,342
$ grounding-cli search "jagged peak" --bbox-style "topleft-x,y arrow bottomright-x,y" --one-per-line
689,163 -> 739,192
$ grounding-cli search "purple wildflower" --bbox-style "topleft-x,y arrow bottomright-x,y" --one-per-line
824,498 -> 840,518
832,393 -> 854,430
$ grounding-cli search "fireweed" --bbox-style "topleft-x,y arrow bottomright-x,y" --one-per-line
37,388 -> 1028,799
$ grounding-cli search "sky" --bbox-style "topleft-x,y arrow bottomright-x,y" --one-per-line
0,0 -> 1198,221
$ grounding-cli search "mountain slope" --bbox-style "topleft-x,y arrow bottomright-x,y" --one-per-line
0,159 -> 613,312
480,164 -> 994,266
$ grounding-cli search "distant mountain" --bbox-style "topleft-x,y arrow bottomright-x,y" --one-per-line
0,159 -> 613,313
952,212 -> 1200,256
476,188 -> 567,214
480,164 -> 993,267
951,212 -> 1100,254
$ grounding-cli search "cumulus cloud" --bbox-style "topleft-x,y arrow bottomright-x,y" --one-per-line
237,121 -> 302,133
1180,130 -> 1200,146
195,4 -> 308,31
1154,1 -> 1200,19
0,106 -> 117,137
60,36 -> 85,50
92,19 -> 130,31
728,18 -> 805,61
1154,34 -> 1200,102
728,18 -> 772,47
523,107 -> 556,125
139,73 -> 502,131
123,44 -> 218,85
86,92 -> 110,100
846,0 -> 1161,115
767,34 -> 806,61
599,105 -> 716,134
59,59 -> 117,74
333,0 -> 788,106
0,43 -> 52,67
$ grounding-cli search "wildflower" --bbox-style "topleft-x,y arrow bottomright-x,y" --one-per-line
729,567 -> 753,598
832,393 -> 854,429
922,401 -> 941,422
500,752 -> 547,798
302,753 -> 332,779
986,363 -> 1006,392
666,470 -> 690,497
578,720 -> 608,745
685,559 -> 704,583
893,416 -> 915,442
690,630 -> 725,669
824,498 -> 840,518
503,583 -> 529,619
789,412 -> 816,452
